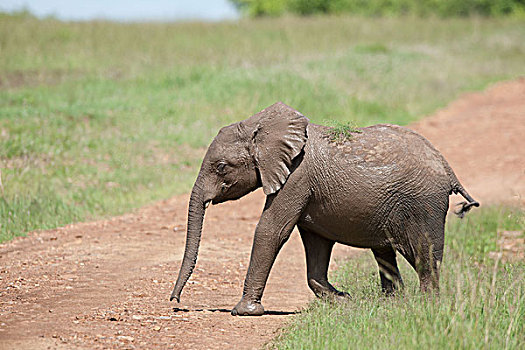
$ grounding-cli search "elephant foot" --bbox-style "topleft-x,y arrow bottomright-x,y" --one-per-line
381,284 -> 404,296
331,290 -> 351,302
323,290 -> 351,304
308,279 -> 350,302
231,299 -> 264,316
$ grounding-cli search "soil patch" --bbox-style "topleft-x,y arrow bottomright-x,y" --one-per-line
411,78 -> 525,207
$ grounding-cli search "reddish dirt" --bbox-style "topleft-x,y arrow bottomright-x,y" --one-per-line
411,78 -> 525,207
1,79 -> 524,349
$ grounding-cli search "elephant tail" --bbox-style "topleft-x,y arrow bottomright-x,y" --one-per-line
443,161 -> 480,218
449,177 -> 480,218
452,187 -> 480,218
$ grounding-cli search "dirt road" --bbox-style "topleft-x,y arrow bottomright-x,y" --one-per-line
411,78 -> 525,207
1,79 -> 523,349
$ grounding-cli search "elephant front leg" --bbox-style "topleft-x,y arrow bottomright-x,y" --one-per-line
231,234 -> 276,316
231,200 -> 300,316
231,226 -> 294,316
298,226 -> 349,301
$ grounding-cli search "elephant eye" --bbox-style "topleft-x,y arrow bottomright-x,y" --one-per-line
216,162 -> 227,174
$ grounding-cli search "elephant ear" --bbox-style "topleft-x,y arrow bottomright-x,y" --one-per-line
248,102 -> 309,195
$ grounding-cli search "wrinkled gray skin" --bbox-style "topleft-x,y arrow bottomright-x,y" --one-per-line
171,102 -> 479,316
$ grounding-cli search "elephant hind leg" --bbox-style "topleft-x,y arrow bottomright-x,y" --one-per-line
417,247 -> 443,294
298,226 -> 348,300
371,246 -> 404,294
398,238 -> 443,294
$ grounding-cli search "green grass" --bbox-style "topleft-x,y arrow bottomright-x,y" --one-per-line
272,207 -> 525,349
1,15 -> 525,242
324,119 -> 362,143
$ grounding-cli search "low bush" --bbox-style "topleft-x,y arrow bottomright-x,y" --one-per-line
230,0 -> 525,17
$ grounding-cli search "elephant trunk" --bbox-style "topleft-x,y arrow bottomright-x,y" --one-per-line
170,177 -> 209,302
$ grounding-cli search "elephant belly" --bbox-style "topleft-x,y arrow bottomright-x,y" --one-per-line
298,184 -> 449,249
298,207 -> 388,248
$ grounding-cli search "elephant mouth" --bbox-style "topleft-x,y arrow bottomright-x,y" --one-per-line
212,195 -> 234,205
212,181 -> 240,205
211,198 -> 224,205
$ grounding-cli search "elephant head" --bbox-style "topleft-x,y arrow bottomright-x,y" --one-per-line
170,102 -> 309,302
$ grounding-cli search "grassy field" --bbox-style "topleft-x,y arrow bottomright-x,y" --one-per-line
1,15 -> 525,242
273,207 -> 524,349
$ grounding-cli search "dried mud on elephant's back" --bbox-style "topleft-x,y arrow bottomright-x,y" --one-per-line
1,79 -> 524,349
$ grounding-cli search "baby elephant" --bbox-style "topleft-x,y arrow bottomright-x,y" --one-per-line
171,102 -> 479,316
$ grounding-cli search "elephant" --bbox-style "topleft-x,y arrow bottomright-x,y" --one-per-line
170,102 -> 479,316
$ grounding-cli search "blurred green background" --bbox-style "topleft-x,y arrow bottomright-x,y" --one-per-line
231,0 -> 525,17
